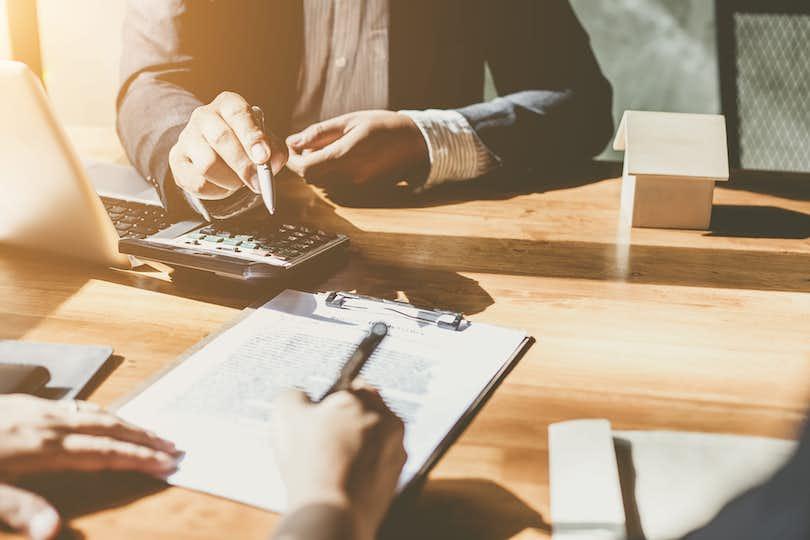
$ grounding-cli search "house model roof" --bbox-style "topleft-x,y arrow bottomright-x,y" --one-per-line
613,111 -> 729,181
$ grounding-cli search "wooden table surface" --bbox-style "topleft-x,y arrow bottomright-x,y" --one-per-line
1,132 -> 809,539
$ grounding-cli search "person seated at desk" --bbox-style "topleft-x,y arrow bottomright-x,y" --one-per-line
4,389 -> 810,540
272,407 -> 810,540
0,384 -> 405,540
117,0 -> 613,218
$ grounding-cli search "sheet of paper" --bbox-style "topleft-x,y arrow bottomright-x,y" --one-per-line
84,161 -> 162,206
548,419 -> 797,540
549,420 -> 627,540
118,290 -> 527,512
613,429 -> 795,540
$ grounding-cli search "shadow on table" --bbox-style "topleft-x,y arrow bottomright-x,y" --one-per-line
16,471 -> 167,536
382,478 -> 549,540
105,226 -> 810,311
320,258 -> 496,316
103,252 -> 497,317
708,204 -> 810,240
321,161 -> 620,210
725,170 -> 810,202
350,232 -> 810,294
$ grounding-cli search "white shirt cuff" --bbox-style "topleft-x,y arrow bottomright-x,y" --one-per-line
399,109 -> 498,191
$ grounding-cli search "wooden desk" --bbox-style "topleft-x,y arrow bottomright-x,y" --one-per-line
1,139 -> 808,538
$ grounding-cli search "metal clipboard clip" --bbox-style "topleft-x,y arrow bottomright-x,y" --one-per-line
325,291 -> 466,331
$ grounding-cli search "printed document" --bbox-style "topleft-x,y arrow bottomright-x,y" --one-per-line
118,290 -> 528,511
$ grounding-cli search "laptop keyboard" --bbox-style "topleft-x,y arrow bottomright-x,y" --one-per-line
101,197 -> 171,239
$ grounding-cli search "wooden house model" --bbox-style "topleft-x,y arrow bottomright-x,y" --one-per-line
613,111 -> 729,230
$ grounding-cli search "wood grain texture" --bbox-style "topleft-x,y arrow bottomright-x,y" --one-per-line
0,138 -> 808,539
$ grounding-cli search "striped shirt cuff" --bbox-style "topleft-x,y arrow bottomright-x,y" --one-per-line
399,109 -> 498,191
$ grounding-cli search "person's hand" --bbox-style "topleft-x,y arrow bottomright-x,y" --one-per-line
272,384 -> 406,540
0,395 -> 179,540
285,110 -> 429,187
169,91 -> 289,200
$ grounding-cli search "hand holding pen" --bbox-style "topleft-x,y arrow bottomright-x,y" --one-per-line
167,91 -> 288,204
272,321 -> 405,540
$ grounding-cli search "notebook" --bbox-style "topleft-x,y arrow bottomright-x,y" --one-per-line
116,289 -> 532,511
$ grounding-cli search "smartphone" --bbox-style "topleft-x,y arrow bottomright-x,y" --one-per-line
0,364 -> 51,395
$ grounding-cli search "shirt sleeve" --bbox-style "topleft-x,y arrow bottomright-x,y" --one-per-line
399,109 -> 500,192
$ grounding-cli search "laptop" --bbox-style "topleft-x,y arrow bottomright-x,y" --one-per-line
0,61 -> 348,280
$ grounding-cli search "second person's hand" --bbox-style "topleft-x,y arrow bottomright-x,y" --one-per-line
169,91 -> 289,200
0,395 -> 180,540
285,110 -> 429,188
272,383 -> 406,540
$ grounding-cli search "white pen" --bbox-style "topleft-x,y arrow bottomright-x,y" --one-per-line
250,105 -> 275,215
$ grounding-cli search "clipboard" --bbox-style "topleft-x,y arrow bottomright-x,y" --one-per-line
116,289 -> 534,511
116,290 -> 495,409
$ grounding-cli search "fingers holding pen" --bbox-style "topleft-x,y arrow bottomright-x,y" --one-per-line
169,91 -> 288,199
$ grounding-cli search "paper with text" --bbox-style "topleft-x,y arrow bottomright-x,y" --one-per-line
118,290 -> 527,512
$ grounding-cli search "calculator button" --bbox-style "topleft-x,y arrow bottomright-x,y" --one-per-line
121,215 -> 141,224
131,223 -> 155,234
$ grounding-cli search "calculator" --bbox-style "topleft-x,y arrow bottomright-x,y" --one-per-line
119,216 -> 349,282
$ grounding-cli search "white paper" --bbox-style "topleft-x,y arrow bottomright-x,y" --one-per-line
549,420 -> 627,540
118,290 -> 527,512
613,429 -> 795,540
548,419 -> 797,540
84,160 -> 162,206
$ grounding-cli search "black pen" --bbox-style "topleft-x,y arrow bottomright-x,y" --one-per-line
321,321 -> 388,400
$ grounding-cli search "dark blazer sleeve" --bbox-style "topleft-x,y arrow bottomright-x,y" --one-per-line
116,0 -> 209,212
457,0 -> 614,176
116,1 -> 298,214
682,419 -> 810,540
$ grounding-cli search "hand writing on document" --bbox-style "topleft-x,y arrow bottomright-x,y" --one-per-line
0,395 -> 179,540
169,91 -> 288,200
272,382 -> 407,540
285,110 -> 429,187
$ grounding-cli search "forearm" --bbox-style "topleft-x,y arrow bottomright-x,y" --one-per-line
117,77 -> 200,213
456,85 -> 613,175
117,0 -> 213,214
270,504 -> 357,540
